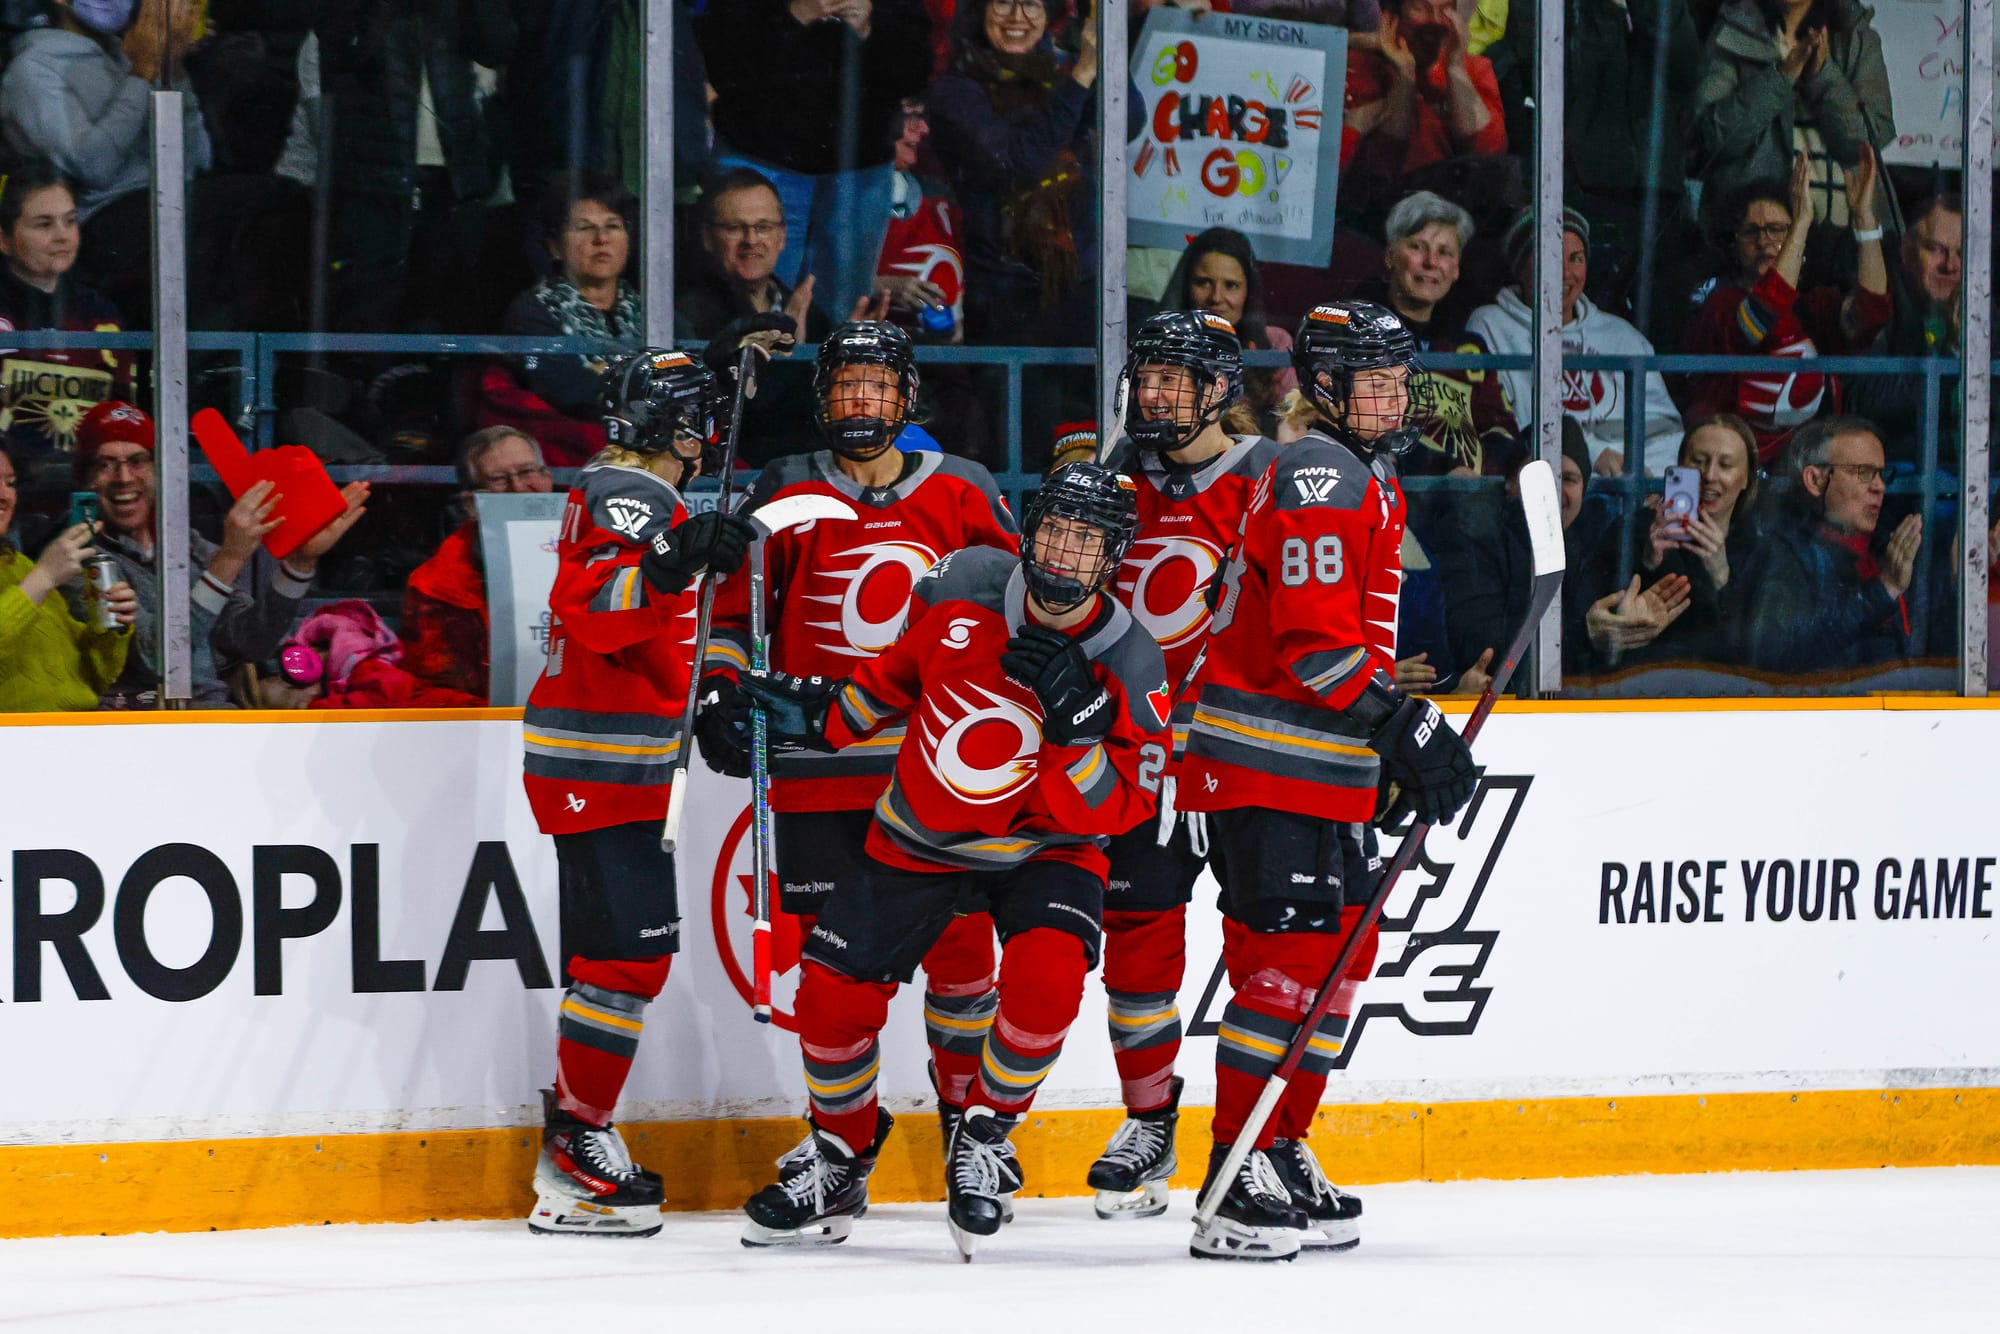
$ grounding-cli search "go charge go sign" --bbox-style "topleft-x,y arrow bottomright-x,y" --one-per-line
1125,8 -> 1349,265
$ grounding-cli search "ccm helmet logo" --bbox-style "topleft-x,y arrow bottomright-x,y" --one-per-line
1071,689 -> 1109,727
943,617 -> 980,649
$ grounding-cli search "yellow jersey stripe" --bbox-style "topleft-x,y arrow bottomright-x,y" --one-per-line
559,999 -> 645,1033
524,731 -> 679,757
1191,710 -> 1373,757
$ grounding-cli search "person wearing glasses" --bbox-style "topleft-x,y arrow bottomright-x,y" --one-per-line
1683,147 -> 1890,466
1725,413 -> 1921,676
73,400 -> 368,709
399,426 -> 554,706
488,174 -> 645,466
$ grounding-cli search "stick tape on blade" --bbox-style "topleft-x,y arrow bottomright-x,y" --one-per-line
750,493 -> 859,536
1517,460 -> 1565,579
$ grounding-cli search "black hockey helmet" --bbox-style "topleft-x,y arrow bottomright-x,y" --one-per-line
1291,300 -> 1431,454
599,347 -> 719,464
1020,463 -> 1140,613
1122,309 -> 1244,455
814,320 -> 920,461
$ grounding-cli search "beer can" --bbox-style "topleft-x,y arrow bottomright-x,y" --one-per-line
85,553 -> 119,631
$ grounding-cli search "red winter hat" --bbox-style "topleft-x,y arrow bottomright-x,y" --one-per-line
74,400 -> 155,479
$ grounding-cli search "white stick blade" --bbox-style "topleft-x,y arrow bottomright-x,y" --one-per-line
1516,459 -> 1566,578
750,492 -> 857,536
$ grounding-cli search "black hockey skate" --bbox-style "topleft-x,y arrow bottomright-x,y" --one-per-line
1188,1142 -> 1309,1262
1268,1137 -> 1362,1251
740,1110 -> 893,1248
528,1090 -> 664,1238
945,1105 -> 1021,1261
1087,1076 -> 1181,1220
931,1062 -> 1022,1222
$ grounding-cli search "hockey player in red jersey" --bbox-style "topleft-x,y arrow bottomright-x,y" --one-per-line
694,321 -> 1022,1196
521,349 -> 757,1237
733,464 -> 1170,1258
1086,310 -> 1281,1219
1178,302 -> 1478,1261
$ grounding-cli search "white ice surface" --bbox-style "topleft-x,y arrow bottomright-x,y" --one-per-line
2,1169 -> 1997,1333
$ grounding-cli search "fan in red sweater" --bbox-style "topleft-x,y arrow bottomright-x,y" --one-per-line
1341,0 -> 1507,188
1684,147 -> 1893,466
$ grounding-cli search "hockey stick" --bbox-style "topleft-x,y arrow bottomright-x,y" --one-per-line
747,532 -> 776,1021
662,345 -> 756,853
1193,460 -> 1564,1229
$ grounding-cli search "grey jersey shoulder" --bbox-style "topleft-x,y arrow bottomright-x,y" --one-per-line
580,462 -> 684,546
933,453 -> 1021,534
1225,433 -> 1284,479
1272,432 -> 1372,513
911,543 -> 1014,616
1079,598 -> 1170,734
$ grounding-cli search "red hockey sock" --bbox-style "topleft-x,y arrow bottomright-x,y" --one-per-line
921,912 -> 998,1106
797,960 -> 898,1151
1102,907 -> 1188,1114
555,956 -> 673,1126
976,928 -> 1088,1114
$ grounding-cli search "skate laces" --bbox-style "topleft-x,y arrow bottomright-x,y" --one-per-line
1276,1139 -> 1332,1203
1100,1115 -> 1168,1173
951,1120 -> 1011,1197
775,1131 -> 818,1173
1243,1149 -> 1292,1206
571,1124 -> 639,1180
777,1139 -> 846,1210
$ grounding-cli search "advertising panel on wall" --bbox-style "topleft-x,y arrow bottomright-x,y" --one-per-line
3,706 -> 1996,1151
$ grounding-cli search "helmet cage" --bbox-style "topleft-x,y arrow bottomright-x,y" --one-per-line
815,323 -> 921,461
1020,464 -> 1140,613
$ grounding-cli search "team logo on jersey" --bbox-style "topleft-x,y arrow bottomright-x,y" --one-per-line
804,540 -> 940,657
943,617 -> 981,649
1117,535 -> 1225,649
918,683 -> 1041,803
1190,774 -> 1530,1061
603,497 -> 653,539
1145,682 -> 1172,729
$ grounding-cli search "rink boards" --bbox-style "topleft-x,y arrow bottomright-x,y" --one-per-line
2,701 -> 1997,1236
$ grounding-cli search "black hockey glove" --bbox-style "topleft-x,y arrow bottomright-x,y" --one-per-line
1368,691 -> 1479,828
738,670 -> 841,754
694,673 -> 753,778
638,511 -> 755,594
1001,625 -> 1112,748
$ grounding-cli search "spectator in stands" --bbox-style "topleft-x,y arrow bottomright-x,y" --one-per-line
0,438 -> 135,711
76,400 -> 369,708
1725,413 -> 1918,673
0,0 -> 211,325
696,0 -> 933,319
1466,206 -> 1683,474
0,162 -> 130,464
1683,147 -> 1891,466
1368,190 -> 1516,476
485,175 -> 643,468
400,426 -> 554,706
875,99 -> 963,338
1846,190 -> 1965,469
1690,0 -> 1895,270
676,168 -> 832,346
1160,227 -> 1297,434
929,0 -> 1101,346
1599,414 -> 1764,665
1341,0 -> 1507,197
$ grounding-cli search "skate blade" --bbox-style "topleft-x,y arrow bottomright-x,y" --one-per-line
1188,1218 -> 1302,1262
1300,1219 -> 1361,1252
739,1213 -> 856,1248
1092,1181 -> 1169,1221
998,1192 -> 1015,1226
527,1193 -> 661,1238
948,1217 -> 981,1262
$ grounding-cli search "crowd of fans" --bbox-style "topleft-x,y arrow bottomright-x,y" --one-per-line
0,0 -> 1985,709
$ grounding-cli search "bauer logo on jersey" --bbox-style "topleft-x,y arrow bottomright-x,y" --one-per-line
1117,535 -> 1225,648
804,539 -> 941,657
917,682 -> 1041,803
604,497 -> 653,540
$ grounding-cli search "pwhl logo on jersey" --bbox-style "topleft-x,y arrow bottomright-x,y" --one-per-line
804,540 -> 939,657
918,683 -> 1041,803
1117,535 -> 1224,649
1191,774 -> 1530,1063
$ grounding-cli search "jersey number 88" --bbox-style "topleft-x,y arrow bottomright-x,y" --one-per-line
1279,535 -> 1344,586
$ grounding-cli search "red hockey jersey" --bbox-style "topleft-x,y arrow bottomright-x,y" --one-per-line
1113,434 -> 1280,755
523,462 -> 700,834
820,546 -> 1170,876
707,449 -> 1019,813
1179,429 -> 1405,822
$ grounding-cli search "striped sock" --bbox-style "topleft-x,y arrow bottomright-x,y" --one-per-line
554,982 -> 650,1126
1106,988 -> 1182,1114
925,982 -> 997,1106
797,961 -> 896,1150
975,928 -> 1087,1114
